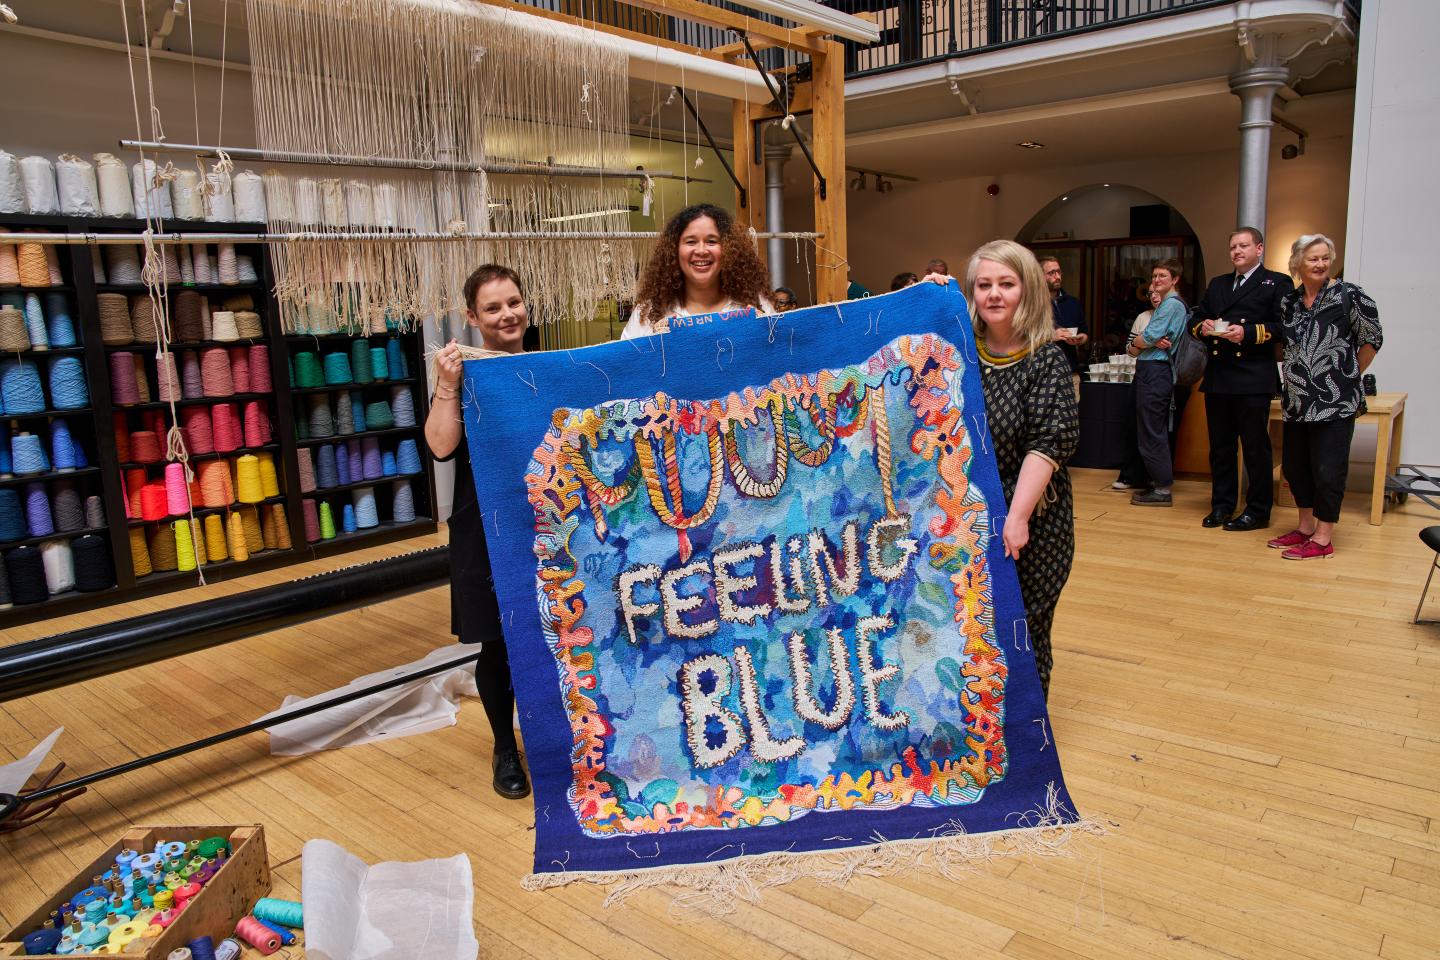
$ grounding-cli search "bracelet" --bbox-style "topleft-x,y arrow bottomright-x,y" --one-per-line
434,387 -> 459,400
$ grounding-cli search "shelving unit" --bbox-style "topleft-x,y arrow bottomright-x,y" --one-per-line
0,213 -> 437,624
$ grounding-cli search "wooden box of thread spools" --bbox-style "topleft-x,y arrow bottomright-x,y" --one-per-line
0,823 -> 270,958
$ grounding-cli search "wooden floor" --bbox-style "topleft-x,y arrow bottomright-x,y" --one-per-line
3,470 -> 1438,959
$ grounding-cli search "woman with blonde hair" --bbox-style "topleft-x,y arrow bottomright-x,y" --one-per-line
1268,233 -> 1382,559
622,203 -> 772,339
928,239 -> 1079,695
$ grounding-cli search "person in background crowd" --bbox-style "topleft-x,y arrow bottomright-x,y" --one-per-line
925,258 -> 949,277
890,271 -> 919,291
1269,233 -> 1382,559
772,286 -> 799,311
1192,227 -> 1293,531
925,242 -> 1078,697
847,278 -> 873,299
1041,256 -> 1088,401
622,203 -> 772,339
426,263 -> 532,800
1113,287 -> 1165,492
1128,259 -> 1188,507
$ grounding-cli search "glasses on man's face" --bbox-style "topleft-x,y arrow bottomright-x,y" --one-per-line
775,299 -> 795,309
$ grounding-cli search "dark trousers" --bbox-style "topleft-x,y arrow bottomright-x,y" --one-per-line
1119,381 -> 1191,487
1135,360 -> 1174,487
1205,392 -> 1274,517
1282,417 -> 1356,523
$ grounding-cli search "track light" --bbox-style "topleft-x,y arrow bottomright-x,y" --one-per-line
876,177 -> 893,194
850,173 -> 867,191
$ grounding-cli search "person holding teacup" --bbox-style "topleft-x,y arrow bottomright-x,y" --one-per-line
1189,228 -> 1294,532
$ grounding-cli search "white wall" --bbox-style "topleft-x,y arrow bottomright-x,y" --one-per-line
1345,0 -> 1439,467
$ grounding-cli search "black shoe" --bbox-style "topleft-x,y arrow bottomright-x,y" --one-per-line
492,748 -> 531,800
1223,512 -> 1269,532
1202,509 -> 1230,528
1130,490 -> 1173,507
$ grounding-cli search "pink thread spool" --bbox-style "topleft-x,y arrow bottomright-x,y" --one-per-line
173,881 -> 201,909
302,498 -> 320,543
129,431 -> 162,464
200,348 -> 234,397
109,352 -> 140,405
157,353 -> 181,402
181,407 -> 214,455
211,403 -> 242,452
229,348 -> 250,394
248,344 -> 272,393
296,448 -> 316,493
235,916 -> 279,955
181,350 -> 203,399
243,401 -> 269,448
164,462 -> 189,516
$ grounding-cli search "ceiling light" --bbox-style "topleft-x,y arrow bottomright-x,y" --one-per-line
1103,183 -> 1110,187
876,177 -> 894,194
1017,141 -> 1045,149
1062,196 -> 1069,201
850,173 -> 867,191
539,208 -> 634,224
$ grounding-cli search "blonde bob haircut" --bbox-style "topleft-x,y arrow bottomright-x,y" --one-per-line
1288,233 -> 1338,283
964,239 -> 1054,356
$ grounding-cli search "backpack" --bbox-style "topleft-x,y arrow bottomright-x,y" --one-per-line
1171,307 -> 1207,386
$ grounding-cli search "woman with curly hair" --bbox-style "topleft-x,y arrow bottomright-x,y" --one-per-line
622,203 -> 773,339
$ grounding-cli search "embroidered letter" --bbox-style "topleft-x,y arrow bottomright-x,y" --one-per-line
713,541 -> 772,625
788,628 -> 857,731
733,646 -> 806,762
679,654 -> 746,768
768,535 -> 811,614
617,564 -> 661,645
808,521 -> 862,607
660,560 -> 719,640
856,614 -> 910,731
866,513 -> 919,582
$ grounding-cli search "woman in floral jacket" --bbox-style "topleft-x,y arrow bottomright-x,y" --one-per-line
1270,234 -> 1383,559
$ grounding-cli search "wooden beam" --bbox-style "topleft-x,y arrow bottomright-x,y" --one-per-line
616,0 -> 827,53
470,0 -> 731,62
731,99 -> 768,273
810,40 -> 847,304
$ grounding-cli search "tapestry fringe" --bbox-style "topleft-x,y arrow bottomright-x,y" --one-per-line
520,783 -> 1109,917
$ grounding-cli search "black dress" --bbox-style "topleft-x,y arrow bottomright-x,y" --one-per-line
431,432 -> 518,755
978,342 -> 1079,696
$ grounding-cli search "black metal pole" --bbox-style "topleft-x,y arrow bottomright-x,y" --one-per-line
679,92 -> 748,209
736,33 -> 829,200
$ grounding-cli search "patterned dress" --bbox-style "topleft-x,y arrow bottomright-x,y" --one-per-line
978,341 -> 1080,696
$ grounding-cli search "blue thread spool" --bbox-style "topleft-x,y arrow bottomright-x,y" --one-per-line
315,444 -> 339,488
253,917 -> 297,946
341,502 -> 357,533
83,898 -> 106,922
156,841 -> 186,859
385,338 -> 406,378
361,437 -> 382,479
51,419 -> 77,471
0,491 -> 24,540
12,432 -> 49,474
23,293 -> 49,350
49,357 -> 89,409
44,292 -> 76,347
0,420 -> 10,475
334,442 -> 352,485
392,479 -> 416,522
381,450 -> 396,476
350,394 -> 366,432
71,437 -> 87,468
390,386 -> 415,427
322,351 -> 352,385
396,439 -> 421,474
352,486 -> 379,528
252,898 -> 304,928
24,482 -> 53,536
346,439 -> 362,481
350,339 -> 373,384
187,935 -> 219,960
72,886 -> 108,908
23,928 -> 62,954
369,345 -> 388,381
1,361 -> 47,414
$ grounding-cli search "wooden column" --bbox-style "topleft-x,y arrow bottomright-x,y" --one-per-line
731,89 -> 768,273
811,40 -> 848,304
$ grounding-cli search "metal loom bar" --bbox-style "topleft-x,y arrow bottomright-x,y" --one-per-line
679,92 -> 748,209
735,33 -> 827,199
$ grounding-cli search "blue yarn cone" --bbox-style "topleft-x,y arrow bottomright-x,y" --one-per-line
341,502 -> 357,533
351,395 -> 366,433
0,488 -> 26,541
51,420 -> 77,470
396,438 -> 421,474
1,361 -> 46,414
353,487 -> 379,528
44,293 -> 76,347
381,451 -> 397,477
335,442 -> 352,485
346,439 -> 362,482
386,338 -> 406,378
370,346 -> 388,381
49,357 -> 89,409
392,479 -> 416,522
316,444 -> 339,488
22,294 -> 48,350
12,433 -> 49,474
0,421 -> 10,475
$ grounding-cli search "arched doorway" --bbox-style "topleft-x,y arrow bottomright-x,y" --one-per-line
1017,184 -> 1205,363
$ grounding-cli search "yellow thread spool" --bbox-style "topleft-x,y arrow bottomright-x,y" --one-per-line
129,527 -> 152,577
235,454 -> 264,504
173,519 -> 197,572
271,504 -> 292,549
227,511 -> 249,562
147,525 -> 178,572
260,503 -> 279,550
152,889 -> 173,910
257,451 -> 281,497
189,518 -> 207,566
203,514 -> 228,562
241,505 -> 263,553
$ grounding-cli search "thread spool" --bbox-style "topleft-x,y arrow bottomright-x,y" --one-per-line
44,292 -> 77,347
1,360 -> 47,413
240,505 -> 263,553
234,455 -> 263,504
124,467 -> 146,516
169,949 -> 194,960
217,244 -> 239,285
335,441 -> 353,486
381,450 -> 397,477
156,353 -> 181,402
0,306 -> 29,351
20,155 -> 59,214
57,154 -> 101,216
129,431 -> 162,464
162,245 -> 182,284
198,514 -> 225,563
228,348 -> 250,394
104,246 -> 143,286
295,447 -> 316,492
171,168 -> 205,220
94,153 -> 134,217
129,527 -> 151,577
200,348 -> 234,397
322,352 -> 353,385
349,394 -> 367,433
187,936 -> 219,960
210,310 -> 239,342
12,432 -> 49,474
232,170 -> 266,222
98,293 -> 134,345
257,452 -> 280,497
349,340 -> 373,384
174,290 -> 204,342
291,351 -> 321,388
360,437 -> 382,480
23,293 -> 48,349
129,296 -> 162,344
177,350 -> 203,400
50,356 -> 89,409
334,389 -> 355,435
164,462 -> 190,516
148,525 -> 178,571
302,498 -> 320,542
242,348 -> 271,397
258,502 -> 279,550
242,401 -> 268,449
6,545 -> 46,603
233,917 -> 279,955
236,255 -> 258,284
234,311 -> 263,339
50,419 -> 77,470
41,539 -> 76,594
52,483 -> 84,532
365,399 -> 395,430
318,500 -> 336,539
351,486 -> 379,529
0,152 -> 20,214
226,512 -> 248,561
131,355 -> 151,404
74,535 -> 113,591
140,484 -> 168,522
23,929 -> 62,954
181,245 -> 196,285
250,898 -> 304,928
211,402 -> 241,452
131,159 -> 172,218
197,461 -> 233,507
339,502 -> 356,533
397,439 -> 422,474
85,494 -> 106,529
20,483 -> 53,540
392,479 -> 416,522
191,244 -> 211,284
307,395 -> 334,438
361,347 -> 385,384
16,242 -> 49,288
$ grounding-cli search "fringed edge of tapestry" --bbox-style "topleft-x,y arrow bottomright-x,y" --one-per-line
520,782 -> 1109,916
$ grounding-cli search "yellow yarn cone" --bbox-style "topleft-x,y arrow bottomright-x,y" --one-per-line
271,504 -> 292,549
148,525 -> 178,571
227,511 -> 249,562
261,504 -> 279,550
174,519 -> 197,572
257,452 -> 281,497
240,505 -> 263,553
190,518 -> 207,566
235,454 -> 264,504
129,527 -> 152,577
203,514 -> 228,562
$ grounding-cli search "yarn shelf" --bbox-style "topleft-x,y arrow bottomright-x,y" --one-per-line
304,473 -> 423,497
95,283 -> 266,293
4,346 -> 86,356
3,524 -> 108,550
0,284 -> 74,293
125,392 -> 272,410
120,443 -> 280,470
2,406 -> 93,421
295,424 -> 420,447
103,339 -> 269,352
290,376 -> 417,395
126,494 -> 288,527
0,465 -> 101,487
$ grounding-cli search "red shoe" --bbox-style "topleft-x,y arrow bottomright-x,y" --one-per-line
1282,540 -> 1334,560
1268,529 -> 1310,549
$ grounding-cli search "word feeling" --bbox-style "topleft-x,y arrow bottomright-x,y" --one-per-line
617,515 -> 920,768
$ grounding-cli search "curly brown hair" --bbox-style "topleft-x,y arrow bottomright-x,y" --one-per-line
634,204 -> 770,328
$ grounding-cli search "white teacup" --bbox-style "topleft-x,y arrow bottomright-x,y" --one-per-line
1213,319 -> 1231,334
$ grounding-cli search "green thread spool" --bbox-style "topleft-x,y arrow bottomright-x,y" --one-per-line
253,897 -> 304,928
292,351 -> 323,388
350,339 -> 373,384
369,346 -> 388,381
318,501 -> 336,540
196,836 -> 231,859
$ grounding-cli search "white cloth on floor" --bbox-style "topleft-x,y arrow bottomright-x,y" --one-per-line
302,838 -> 479,960
0,727 -> 63,795
260,646 -> 479,756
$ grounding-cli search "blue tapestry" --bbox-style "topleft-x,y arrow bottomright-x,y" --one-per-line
462,281 -> 1080,892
